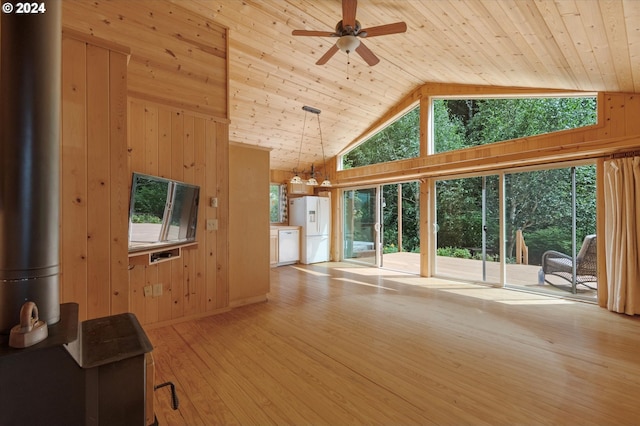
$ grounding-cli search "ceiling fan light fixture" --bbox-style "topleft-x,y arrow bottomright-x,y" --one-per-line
336,35 -> 360,53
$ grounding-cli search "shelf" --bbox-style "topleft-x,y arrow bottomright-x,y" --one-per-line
128,242 -> 197,266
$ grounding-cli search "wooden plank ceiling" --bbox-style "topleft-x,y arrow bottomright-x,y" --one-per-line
170,0 -> 640,173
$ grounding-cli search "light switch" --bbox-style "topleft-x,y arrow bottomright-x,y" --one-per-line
153,283 -> 163,297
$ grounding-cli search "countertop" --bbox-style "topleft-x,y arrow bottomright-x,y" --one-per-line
271,225 -> 300,231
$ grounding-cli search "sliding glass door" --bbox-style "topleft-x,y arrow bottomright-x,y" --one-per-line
434,175 -> 500,283
431,164 -> 596,299
504,165 -> 597,296
343,187 -> 380,266
380,181 -> 421,273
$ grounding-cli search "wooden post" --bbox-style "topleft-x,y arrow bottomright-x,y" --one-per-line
397,183 -> 403,252
515,229 -> 529,265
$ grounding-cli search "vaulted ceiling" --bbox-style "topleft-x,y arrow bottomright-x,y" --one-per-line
171,0 -> 640,172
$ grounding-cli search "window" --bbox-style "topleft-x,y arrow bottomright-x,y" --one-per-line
270,183 -> 287,223
432,96 -> 597,154
341,106 -> 420,169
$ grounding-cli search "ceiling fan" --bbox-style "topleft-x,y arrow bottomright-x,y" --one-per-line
292,0 -> 407,66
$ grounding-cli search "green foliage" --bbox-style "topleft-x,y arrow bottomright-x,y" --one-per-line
437,247 -> 472,259
522,227 -> 572,265
575,166 -> 597,238
433,99 -> 468,153
338,97 -> 597,264
132,213 -> 162,224
382,181 -> 420,253
343,107 -> 420,169
133,177 -> 168,219
270,184 -> 283,222
436,97 -> 597,152
503,165 -> 596,263
436,177 -> 487,250
383,244 -> 399,254
434,97 -> 597,262
472,252 -> 499,262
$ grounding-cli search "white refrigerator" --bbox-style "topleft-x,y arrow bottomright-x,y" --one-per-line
289,196 -> 330,264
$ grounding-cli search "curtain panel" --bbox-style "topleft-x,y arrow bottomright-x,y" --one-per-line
281,184 -> 289,223
603,157 -> 640,315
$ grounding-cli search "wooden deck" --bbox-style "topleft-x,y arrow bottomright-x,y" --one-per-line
147,262 -> 640,425
380,252 -> 597,299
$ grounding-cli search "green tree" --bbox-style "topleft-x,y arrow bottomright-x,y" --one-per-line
433,99 -> 468,153
436,97 -> 597,263
343,107 -> 420,169
133,177 -> 169,220
440,97 -> 597,149
340,96 -> 597,264
382,182 -> 420,253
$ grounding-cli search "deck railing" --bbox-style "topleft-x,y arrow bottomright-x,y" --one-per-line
515,229 -> 529,265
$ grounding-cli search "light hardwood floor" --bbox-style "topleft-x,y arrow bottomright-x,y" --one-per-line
147,262 -> 640,425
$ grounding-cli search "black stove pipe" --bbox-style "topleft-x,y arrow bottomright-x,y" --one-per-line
0,0 -> 61,333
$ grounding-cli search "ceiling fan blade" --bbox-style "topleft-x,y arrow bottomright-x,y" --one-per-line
355,41 -> 380,66
292,30 -> 336,37
360,22 -> 407,38
316,44 -> 340,65
342,0 -> 357,29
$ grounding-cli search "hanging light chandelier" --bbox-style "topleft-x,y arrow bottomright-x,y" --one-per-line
306,164 -> 318,186
290,110 -> 307,184
290,105 -> 331,187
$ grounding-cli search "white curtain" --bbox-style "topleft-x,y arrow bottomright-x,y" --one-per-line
604,157 -> 640,315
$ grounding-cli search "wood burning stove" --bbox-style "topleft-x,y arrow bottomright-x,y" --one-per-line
0,303 -> 153,425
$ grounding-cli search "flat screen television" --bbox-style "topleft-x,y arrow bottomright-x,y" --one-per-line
128,172 -> 200,253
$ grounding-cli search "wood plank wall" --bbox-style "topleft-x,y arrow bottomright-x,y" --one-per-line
61,35 -> 130,320
62,0 -> 228,119
60,0 -> 231,325
229,145 -> 271,307
128,100 -> 229,325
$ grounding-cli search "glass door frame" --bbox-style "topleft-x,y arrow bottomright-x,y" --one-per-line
432,173 -> 502,284
429,159 -> 596,299
340,185 -> 382,267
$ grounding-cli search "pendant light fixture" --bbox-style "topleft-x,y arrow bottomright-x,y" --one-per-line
290,110 -> 308,184
317,110 -> 331,187
306,176 -> 319,186
306,164 -> 318,186
291,105 -> 330,187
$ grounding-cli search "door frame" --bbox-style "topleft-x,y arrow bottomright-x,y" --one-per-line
340,185 -> 382,267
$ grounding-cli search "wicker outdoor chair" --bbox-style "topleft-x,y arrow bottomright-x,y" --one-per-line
541,235 -> 597,290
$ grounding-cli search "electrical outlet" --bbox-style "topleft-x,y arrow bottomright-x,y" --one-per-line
210,197 -> 218,208
143,285 -> 152,297
153,283 -> 163,297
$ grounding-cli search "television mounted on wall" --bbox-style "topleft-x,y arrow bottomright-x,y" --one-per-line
128,172 -> 200,253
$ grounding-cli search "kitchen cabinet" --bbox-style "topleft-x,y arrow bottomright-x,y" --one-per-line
288,181 -> 313,195
270,229 -> 278,266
